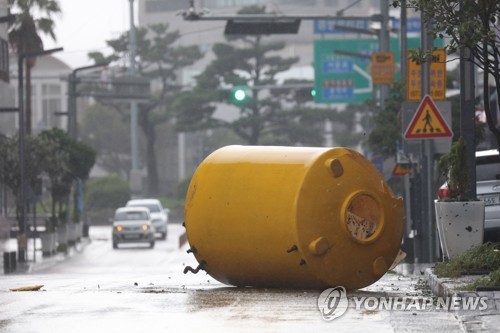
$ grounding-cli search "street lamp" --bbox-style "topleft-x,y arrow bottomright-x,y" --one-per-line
67,63 -> 109,138
17,47 -> 63,262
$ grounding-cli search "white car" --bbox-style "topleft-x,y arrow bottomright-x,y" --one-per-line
126,199 -> 169,240
112,206 -> 155,249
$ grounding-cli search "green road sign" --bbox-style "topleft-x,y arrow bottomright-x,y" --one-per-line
314,37 -> 422,104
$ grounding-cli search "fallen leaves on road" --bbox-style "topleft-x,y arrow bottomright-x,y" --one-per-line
10,285 -> 44,292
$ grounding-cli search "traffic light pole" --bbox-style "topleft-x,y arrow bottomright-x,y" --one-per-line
182,0 -> 385,32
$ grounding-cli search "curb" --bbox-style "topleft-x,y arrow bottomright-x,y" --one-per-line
2,237 -> 91,275
425,268 -> 500,332
425,267 -> 461,299
31,237 -> 91,273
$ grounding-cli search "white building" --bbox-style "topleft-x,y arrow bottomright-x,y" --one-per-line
0,0 -> 15,136
6,55 -> 71,135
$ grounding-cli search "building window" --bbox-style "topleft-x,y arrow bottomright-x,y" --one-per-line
145,0 -> 186,13
41,84 -> 62,128
0,39 -> 9,82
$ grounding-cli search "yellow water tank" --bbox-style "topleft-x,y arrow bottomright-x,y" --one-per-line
184,146 -> 404,289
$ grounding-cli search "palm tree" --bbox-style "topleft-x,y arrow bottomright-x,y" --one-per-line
8,0 -> 61,135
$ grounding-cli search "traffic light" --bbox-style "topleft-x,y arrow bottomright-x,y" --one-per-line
294,87 -> 316,104
233,88 -> 247,102
231,87 -> 250,104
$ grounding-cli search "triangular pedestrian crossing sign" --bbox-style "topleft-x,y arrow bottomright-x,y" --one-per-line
404,95 -> 453,139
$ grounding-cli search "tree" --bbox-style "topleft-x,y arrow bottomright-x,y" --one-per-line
0,133 -> 45,219
38,128 -> 96,222
8,0 -> 61,134
393,0 -> 500,149
89,23 -> 201,195
367,82 -> 405,157
38,129 -> 70,219
175,6 -> 338,147
85,177 -> 130,213
66,136 -> 96,223
80,104 -> 133,179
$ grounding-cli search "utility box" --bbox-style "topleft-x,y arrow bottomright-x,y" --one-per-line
184,146 -> 404,289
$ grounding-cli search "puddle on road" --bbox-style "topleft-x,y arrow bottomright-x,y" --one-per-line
138,285 -> 319,315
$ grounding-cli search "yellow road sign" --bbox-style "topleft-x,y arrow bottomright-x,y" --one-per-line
404,95 -> 453,139
371,52 -> 395,85
407,49 -> 446,101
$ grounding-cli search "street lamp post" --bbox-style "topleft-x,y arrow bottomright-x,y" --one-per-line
67,63 -> 109,138
66,63 -> 108,237
17,47 -> 62,262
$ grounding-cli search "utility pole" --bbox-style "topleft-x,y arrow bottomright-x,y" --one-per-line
378,0 -> 390,110
420,9 -> 436,262
459,0 -> 476,200
129,0 -> 141,195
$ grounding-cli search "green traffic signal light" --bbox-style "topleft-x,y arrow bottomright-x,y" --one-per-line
311,89 -> 316,97
231,87 -> 250,104
233,88 -> 247,102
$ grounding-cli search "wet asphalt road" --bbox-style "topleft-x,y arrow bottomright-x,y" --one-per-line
0,225 -> 465,332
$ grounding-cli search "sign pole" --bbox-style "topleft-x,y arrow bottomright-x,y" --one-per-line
403,97 -> 452,260
421,9 -> 436,263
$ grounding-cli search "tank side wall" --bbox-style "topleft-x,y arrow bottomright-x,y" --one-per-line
185,146 -> 328,286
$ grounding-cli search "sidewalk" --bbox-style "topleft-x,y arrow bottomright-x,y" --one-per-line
0,237 -> 90,275
425,268 -> 500,332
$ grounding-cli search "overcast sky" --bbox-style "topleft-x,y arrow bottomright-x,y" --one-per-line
42,0 -> 133,68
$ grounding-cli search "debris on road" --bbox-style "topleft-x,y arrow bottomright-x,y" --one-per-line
10,285 -> 44,292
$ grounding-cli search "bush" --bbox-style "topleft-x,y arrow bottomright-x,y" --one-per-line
85,176 -> 130,211
434,242 -> 500,277
463,269 -> 500,290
